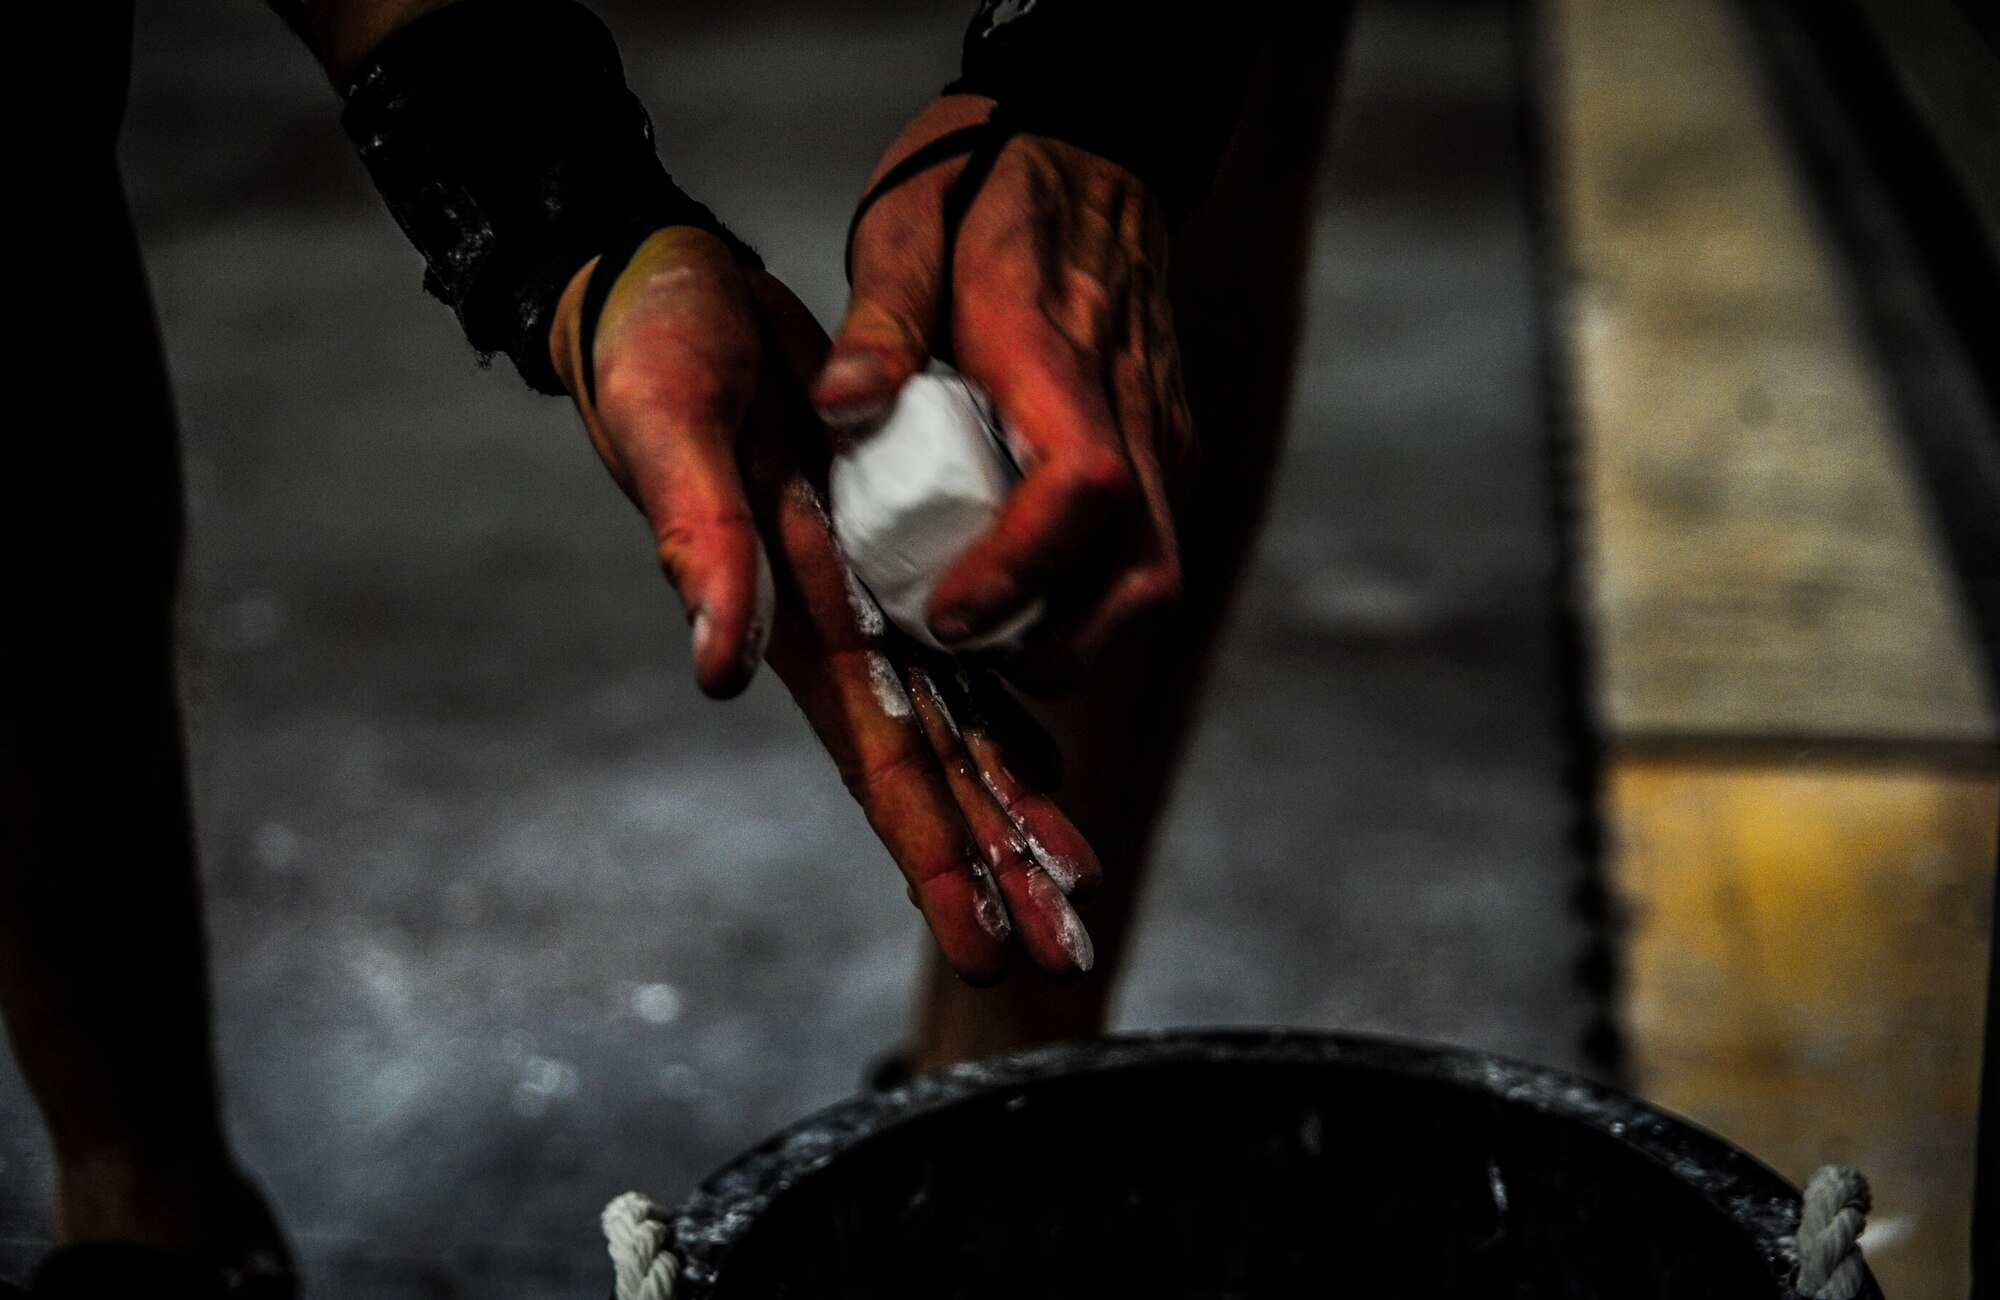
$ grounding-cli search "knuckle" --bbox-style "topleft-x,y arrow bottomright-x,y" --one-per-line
652,509 -> 754,576
653,524 -> 695,575
1062,448 -> 1137,506
845,311 -> 926,369
1126,566 -> 1184,618
1031,278 -> 1118,358
985,564 -> 1040,611
958,555 -> 1036,617
1056,264 -> 1117,326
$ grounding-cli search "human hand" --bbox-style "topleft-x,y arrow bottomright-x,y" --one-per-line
551,226 -> 773,699
815,95 -> 1194,692
548,229 -> 1101,981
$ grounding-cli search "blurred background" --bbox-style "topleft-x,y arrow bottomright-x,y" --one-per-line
0,0 -> 1993,1296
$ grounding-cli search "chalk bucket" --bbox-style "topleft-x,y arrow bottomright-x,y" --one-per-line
661,1030 -> 1880,1299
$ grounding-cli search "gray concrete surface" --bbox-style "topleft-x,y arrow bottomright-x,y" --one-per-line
0,0 -> 1598,1293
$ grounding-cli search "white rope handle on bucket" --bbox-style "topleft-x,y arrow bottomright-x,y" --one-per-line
604,1192 -> 680,1300
1792,1165 -> 1870,1299
603,1163 -> 1870,1299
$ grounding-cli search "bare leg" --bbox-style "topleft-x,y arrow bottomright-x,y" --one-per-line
913,10 -> 1358,1072
0,169 -> 274,1262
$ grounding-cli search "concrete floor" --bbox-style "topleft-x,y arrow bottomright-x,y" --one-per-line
0,0 -> 1599,1293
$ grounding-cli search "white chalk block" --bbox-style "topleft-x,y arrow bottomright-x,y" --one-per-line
830,365 -> 1041,652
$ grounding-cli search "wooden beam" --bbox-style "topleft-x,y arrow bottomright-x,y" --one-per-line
1539,0 -> 2000,1295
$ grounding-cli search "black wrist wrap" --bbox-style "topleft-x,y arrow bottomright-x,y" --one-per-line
945,0 -> 1268,224
341,0 -> 760,396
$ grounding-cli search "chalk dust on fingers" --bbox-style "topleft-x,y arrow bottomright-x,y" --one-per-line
969,862 -> 1011,942
1024,869 -> 1094,975
866,653 -> 912,719
843,566 -> 886,639
1023,831 -> 1083,895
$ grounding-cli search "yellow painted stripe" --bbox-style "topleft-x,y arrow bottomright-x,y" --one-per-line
1608,760 -> 1994,1300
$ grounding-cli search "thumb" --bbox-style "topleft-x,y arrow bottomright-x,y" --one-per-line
814,223 -> 941,430
579,231 -> 773,700
632,434 -> 773,701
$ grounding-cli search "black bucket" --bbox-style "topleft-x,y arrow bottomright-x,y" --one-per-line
663,1031 -> 1879,1299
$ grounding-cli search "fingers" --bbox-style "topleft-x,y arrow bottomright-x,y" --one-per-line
741,285 -> 1106,983
1093,297 -> 1188,657
902,659 -> 1094,979
778,642 -> 1016,985
756,505 -> 1016,985
815,109 -> 1194,689
813,97 -> 1001,429
836,682 -> 1016,983
933,310 -> 1190,671
1005,330 -> 1184,690
587,230 -> 772,700
935,243 -> 1191,680
639,468 -> 772,701
740,348 -> 1013,985
938,665 -> 1103,901
939,662 -> 1063,791
815,208 -> 943,431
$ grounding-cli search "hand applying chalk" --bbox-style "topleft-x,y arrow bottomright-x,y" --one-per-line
550,231 -> 1099,985
739,316 -> 1103,982
822,364 -> 1096,981
830,365 -> 1043,654
815,94 -> 1193,693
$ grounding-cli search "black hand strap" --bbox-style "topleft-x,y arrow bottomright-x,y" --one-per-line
573,215 -> 721,409
844,122 -> 1004,282
842,115 -> 1020,366
843,0 -> 1269,357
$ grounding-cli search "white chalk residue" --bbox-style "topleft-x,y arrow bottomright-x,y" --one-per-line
788,477 -> 833,524
867,653 -> 912,719
1024,831 -> 1081,894
914,670 -> 960,737
1054,895 -> 1094,972
1026,868 -> 1093,972
969,864 -> 1011,940
843,566 -> 885,639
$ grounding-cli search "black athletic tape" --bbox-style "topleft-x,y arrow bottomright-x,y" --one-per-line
340,0 -> 759,395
